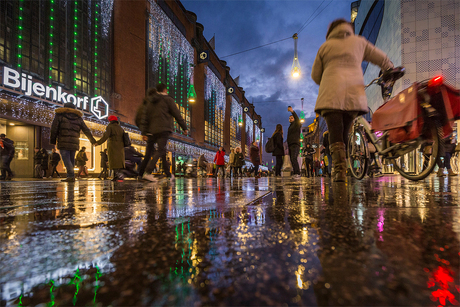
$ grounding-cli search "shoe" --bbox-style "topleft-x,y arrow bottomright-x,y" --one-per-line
447,169 -> 457,176
437,168 -> 445,177
330,142 -> 347,182
61,178 -> 75,182
374,172 -> 384,178
48,176 -> 53,179
169,174 -> 175,182
293,174 -> 301,179
142,174 -> 157,182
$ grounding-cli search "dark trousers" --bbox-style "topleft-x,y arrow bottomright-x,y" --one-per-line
305,158 -> 314,177
139,132 -> 171,177
323,112 -> 356,145
216,165 -> 225,177
275,155 -> 283,176
235,166 -> 242,177
99,165 -> 109,178
1,155 -> 13,179
50,163 -> 60,177
437,152 -> 452,169
252,164 -> 260,176
288,144 -> 300,175
60,150 -> 76,178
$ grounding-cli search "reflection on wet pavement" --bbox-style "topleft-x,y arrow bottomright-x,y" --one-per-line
0,176 -> 459,306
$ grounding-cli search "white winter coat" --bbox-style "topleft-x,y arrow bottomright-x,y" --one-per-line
312,23 -> 393,115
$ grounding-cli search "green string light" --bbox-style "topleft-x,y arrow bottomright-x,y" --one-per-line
17,0 -> 24,68
73,1 -> 78,90
94,2 -> 99,94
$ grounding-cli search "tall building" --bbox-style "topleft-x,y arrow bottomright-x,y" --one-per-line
0,0 -> 263,177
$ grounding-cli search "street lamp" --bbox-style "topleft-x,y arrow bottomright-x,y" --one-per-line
299,98 -> 305,123
291,33 -> 301,78
187,84 -> 197,103
238,115 -> 243,127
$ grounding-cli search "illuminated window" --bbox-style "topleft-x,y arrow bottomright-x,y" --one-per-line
230,97 -> 242,149
204,66 -> 225,147
245,117 -> 253,158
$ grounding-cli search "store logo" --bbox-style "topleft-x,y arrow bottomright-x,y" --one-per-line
1,66 -> 108,119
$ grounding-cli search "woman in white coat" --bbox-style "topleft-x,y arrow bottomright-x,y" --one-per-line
311,19 -> 393,182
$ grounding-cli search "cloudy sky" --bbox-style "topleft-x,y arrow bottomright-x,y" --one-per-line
182,0 -> 352,162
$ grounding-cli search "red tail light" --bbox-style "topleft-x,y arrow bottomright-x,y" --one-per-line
428,75 -> 443,87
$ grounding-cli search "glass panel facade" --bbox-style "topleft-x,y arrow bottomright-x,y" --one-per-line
359,0 -> 384,73
0,0 -> 112,101
204,66 -> 225,147
245,117 -> 253,158
147,1 -> 194,135
230,97 -> 242,149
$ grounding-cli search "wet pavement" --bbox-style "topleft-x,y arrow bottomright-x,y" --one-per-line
0,176 -> 459,306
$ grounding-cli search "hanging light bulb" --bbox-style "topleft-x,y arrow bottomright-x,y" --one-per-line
299,98 -> 305,123
291,33 -> 301,78
187,83 -> 197,103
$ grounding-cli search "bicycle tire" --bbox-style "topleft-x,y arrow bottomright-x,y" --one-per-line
347,128 -> 368,180
391,119 -> 443,181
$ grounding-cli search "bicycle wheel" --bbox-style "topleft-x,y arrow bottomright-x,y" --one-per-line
390,120 -> 442,181
347,128 -> 368,180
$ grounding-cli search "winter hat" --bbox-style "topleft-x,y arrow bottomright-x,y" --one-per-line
0,133 -> 5,138
108,115 -> 118,122
64,102 -> 76,109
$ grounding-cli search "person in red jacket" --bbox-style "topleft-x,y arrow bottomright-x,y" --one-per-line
214,147 -> 226,177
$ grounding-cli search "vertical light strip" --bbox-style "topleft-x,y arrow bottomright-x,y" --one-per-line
49,0 -> 54,86
73,1 -> 78,90
17,0 -> 24,68
94,1 -> 99,95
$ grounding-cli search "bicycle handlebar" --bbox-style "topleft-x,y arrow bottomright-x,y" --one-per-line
365,66 -> 406,88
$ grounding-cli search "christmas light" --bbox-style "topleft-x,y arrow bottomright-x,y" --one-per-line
231,97 -> 243,149
17,0 -> 24,68
246,117 -> 253,157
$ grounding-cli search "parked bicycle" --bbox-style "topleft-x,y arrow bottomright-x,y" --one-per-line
348,67 -> 459,181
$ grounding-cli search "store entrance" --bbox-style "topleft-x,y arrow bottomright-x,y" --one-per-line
1,121 -> 35,178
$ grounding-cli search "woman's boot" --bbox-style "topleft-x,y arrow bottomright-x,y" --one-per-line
330,142 -> 347,182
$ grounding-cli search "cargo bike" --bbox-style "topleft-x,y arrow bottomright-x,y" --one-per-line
348,67 -> 460,181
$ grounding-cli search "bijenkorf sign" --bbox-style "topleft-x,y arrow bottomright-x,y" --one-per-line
1,66 -> 109,120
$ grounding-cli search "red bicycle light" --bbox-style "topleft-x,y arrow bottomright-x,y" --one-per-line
428,75 -> 443,87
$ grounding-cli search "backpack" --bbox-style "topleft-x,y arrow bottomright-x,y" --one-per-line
265,137 -> 275,153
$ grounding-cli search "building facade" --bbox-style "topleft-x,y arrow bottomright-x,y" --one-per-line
353,0 -> 460,173
0,0 -> 263,177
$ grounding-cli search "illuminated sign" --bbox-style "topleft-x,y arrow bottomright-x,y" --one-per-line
1,66 -> 109,119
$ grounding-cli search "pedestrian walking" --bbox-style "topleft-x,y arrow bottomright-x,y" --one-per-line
98,149 -> 109,179
138,83 -> 188,182
50,102 -> 96,182
287,106 -> 302,179
75,147 -> 89,178
272,124 -> 284,177
95,116 -> 126,181
49,148 -> 61,178
34,147 -> 43,178
249,141 -> 261,178
40,148 -> 49,178
124,145 -> 144,170
234,147 -> 244,177
311,18 -> 393,182
303,143 -> 316,177
437,135 -> 456,177
322,131 -> 332,177
0,133 -> 15,180
214,147 -> 226,178
229,148 -> 236,177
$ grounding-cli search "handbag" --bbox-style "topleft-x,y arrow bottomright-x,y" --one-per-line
123,131 -> 131,147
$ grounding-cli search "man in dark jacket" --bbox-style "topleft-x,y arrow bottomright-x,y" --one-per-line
303,142 -> 316,177
124,145 -> 144,170
287,106 -> 302,178
50,148 -> 61,178
0,133 -> 15,180
139,83 -> 188,182
40,148 -> 49,178
50,102 -> 96,182
34,147 -> 43,178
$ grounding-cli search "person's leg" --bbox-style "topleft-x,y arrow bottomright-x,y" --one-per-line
60,150 -> 75,179
254,164 -> 259,177
0,156 -> 6,179
145,133 -> 169,174
289,145 -> 300,175
138,136 -> 156,176
161,155 -> 171,177
276,156 -> 282,176
324,112 -> 348,182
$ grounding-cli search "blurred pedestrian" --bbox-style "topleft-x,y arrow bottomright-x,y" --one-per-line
437,135 -> 456,177
125,145 -> 144,170
75,147 -> 89,178
98,149 -> 109,179
34,147 -> 43,178
312,18 -> 393,182
95,115 -> 126,181
229,148 -> 236,177
49,148 -> 61,178
214,147 -> 226,178
287,106 -> 301,179
40,148 -> 49,179
249,141 -> 261,178
0,133 -> 15,180
50,102 -> 96,182
303,142 -> 316,177
139,84 -> 187,181
234,147 -> 244,177
272,124 -> 284,177
322,131 -> 332,177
